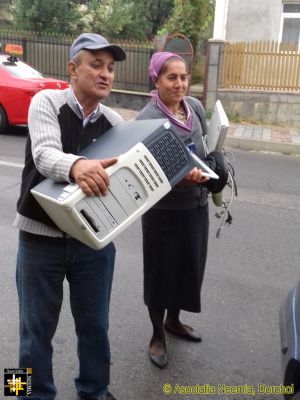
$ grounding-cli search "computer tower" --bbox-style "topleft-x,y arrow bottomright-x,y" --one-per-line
31,119 -> 196,249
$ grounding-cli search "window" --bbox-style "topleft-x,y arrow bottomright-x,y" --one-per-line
280,2 -> 300,50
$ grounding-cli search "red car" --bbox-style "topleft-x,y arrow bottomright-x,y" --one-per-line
0,44 -> 69,132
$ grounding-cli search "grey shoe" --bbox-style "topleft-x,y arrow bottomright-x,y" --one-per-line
149,351 -> 168,369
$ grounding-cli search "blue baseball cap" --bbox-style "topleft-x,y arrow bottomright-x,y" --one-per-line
70,33 -> 126,61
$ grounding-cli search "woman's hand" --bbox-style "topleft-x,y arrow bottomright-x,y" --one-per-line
175,167 -> 209,189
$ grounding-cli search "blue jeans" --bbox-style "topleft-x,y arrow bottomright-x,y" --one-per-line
16,230 -> 116,400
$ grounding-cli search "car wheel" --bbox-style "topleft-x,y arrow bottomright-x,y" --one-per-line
0,106 -> 8,132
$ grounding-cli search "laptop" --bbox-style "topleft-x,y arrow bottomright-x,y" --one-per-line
206,100 -> 229,153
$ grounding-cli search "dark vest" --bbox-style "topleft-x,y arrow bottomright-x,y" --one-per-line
17,103 -> 113,228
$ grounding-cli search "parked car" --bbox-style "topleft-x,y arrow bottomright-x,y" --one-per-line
0,43 -> 69,132
279,280 -> 300,399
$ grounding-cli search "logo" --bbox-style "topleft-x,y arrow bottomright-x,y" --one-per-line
4,368 -> 32,397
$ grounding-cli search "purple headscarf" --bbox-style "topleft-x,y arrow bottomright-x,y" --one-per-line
148,51 -> 192,132
148,51 -> 185,83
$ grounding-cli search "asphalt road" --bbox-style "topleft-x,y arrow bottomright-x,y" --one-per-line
0,127 -> 300,400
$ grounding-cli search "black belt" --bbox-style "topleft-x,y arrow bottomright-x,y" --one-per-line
19,230 -> 71,242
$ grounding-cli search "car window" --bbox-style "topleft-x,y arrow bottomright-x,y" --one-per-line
1,60 -> 45,78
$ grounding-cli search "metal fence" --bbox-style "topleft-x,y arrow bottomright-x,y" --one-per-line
220,41 -> 300,91
0,29 -> 154,93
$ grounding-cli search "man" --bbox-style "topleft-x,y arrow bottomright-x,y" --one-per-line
14,33 -> 126,400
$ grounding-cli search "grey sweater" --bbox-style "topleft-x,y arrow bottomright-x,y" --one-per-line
136,96 -> 208,210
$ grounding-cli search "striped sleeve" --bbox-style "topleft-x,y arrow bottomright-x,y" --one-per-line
28,90 -> 83,183
100,104 -> 123,125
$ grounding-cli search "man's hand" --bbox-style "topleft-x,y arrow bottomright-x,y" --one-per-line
70,158 -> 118,196
176,167 -> 209,189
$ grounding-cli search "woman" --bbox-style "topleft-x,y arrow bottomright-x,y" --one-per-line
136,51 -> 210,369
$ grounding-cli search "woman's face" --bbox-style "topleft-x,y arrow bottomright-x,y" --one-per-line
155,60 -> 188,108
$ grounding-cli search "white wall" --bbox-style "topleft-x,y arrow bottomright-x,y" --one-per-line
225,0 -> 282,42
213,0 -> 229,40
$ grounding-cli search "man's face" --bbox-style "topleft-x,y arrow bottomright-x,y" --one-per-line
70,49 -> 115,101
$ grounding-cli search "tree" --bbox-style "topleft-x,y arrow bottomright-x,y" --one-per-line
82,0 -> 135,39
129,0 -> 173,40
7,0 -> 183,42
79,0 -> 173,41
0,0 -> 13,26
165,0 -> 215,52
11,0 -> 81,34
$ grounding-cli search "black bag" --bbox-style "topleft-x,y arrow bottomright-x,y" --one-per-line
204,150 -> 229,193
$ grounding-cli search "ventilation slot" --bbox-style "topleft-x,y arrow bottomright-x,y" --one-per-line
138,159 -> 159,188
133,150 -> 166,192
143,155 -> 164,184
147,130 -> 189,181
134,162 -> 154,192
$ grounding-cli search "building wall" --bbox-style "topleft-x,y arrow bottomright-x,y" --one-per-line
218,90 -> 300,128
225,0 -> 282,42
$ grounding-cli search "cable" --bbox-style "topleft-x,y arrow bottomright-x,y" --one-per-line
213,151 -> 238,238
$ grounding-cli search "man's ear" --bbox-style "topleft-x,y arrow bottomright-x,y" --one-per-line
67,61 -> 77,79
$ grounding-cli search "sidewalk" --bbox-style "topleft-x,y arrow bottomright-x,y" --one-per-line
114,107 -> 300,156
226,123 -> 300,155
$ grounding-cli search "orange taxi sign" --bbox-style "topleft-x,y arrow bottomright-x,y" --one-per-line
5,44 -> 23,55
